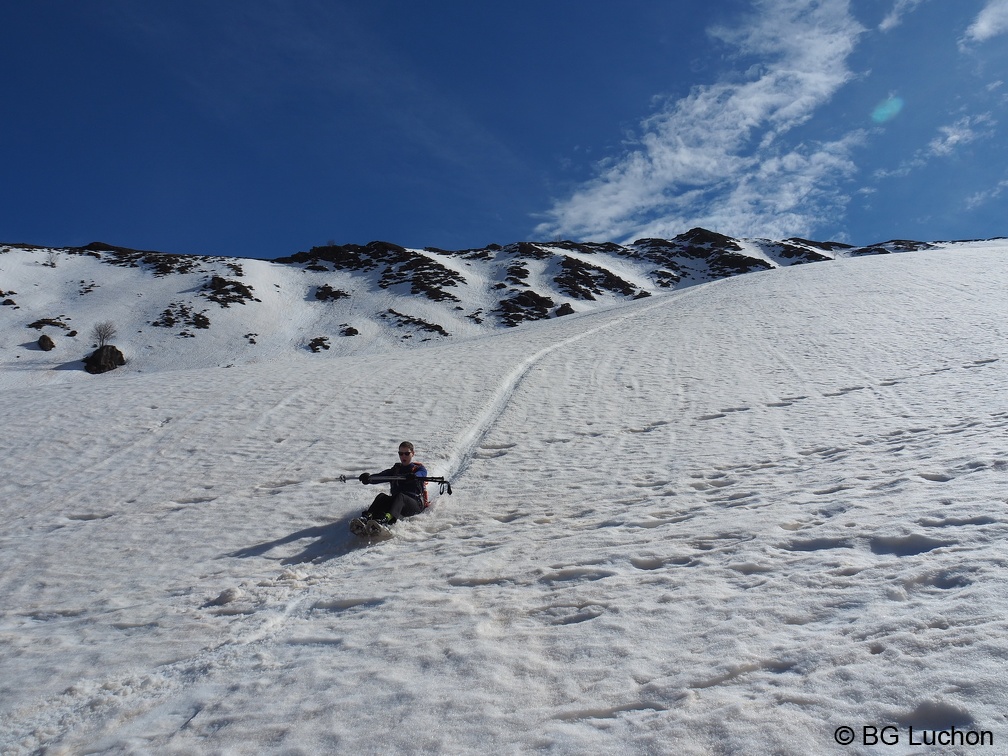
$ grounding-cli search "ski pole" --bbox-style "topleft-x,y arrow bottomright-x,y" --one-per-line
338,474 -> 453,495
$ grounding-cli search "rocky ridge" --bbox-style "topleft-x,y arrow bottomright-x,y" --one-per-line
0,229 -> 962,379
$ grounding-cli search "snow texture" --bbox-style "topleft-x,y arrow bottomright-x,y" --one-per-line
1,241 -> 1007,753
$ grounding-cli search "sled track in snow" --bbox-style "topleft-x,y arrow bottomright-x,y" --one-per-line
441,292 -> 695,484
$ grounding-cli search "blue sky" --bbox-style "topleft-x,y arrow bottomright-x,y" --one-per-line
2,1 -> 1006,258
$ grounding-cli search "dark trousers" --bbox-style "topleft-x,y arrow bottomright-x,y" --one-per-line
367,492 -> 423,521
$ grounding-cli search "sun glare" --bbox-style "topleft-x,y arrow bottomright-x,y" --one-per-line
872,95 -> 905,124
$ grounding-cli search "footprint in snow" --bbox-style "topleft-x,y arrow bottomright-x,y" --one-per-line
66,512 -> 114,521
781,537 -> 854,553
630,555 -> 693,571
869,534 -> 952,557
538,566 -> 616,584
965,358 -> 999,368
823,386 -> 867,397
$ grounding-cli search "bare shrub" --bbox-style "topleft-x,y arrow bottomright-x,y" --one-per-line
92,321 -> 117,348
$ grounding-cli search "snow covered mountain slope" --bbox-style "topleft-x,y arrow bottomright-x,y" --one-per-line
0,230 -> 960,389
0,242 -> 1006,753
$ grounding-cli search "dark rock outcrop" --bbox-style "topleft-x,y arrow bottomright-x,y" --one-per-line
203,276 -> 258,307
308,337 -> 331,352
496,290 -> 555,327
315,284 -> 350,302
85,345 -> 126,374
554,256 -> 638,300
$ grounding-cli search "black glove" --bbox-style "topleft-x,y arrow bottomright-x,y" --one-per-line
359,473 -> 370,484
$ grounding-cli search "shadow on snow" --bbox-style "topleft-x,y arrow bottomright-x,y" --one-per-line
227,518 -> 366,564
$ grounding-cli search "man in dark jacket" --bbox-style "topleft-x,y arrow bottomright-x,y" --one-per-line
356,441 -> 428,526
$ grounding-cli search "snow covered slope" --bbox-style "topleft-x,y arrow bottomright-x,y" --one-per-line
0,230 -> 958,389
0,242 -> 1006,753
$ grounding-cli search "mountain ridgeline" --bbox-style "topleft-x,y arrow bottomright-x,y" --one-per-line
273,228 -> 929,327
0,228 -> 948,373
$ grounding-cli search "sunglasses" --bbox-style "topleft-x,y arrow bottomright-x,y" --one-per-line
399,450 -> 413,456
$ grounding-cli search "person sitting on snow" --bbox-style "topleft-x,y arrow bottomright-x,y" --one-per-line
356,441 -> 428,525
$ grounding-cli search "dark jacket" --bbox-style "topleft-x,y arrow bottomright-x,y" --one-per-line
373,461 -> 429,506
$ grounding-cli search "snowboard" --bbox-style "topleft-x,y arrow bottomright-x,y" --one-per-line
350,516 -> 394,539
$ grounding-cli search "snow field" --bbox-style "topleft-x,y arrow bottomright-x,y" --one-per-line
1,246 -> 1006,753
457,251 -> 1008,749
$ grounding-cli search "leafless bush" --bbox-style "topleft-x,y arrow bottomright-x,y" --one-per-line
92,321 -> 117,348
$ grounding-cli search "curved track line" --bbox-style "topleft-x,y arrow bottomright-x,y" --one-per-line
441,292 -> 695,483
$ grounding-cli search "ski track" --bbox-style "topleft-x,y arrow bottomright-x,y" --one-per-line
441,292 -> 691,483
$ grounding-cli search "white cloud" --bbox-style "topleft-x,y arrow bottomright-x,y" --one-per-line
927,114 -> 995,157
963,0 -> 1008,44
965,178 -> 1008,210
879,0 -> 927,32
874,114 -> 996,178
535,0 -> 866,243
625,132 -> 866,241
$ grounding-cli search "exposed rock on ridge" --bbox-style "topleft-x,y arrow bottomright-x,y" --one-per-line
2,229 -> 981,377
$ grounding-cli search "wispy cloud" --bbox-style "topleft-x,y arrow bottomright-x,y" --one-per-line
874,114 -> 996,178
928,114 -> 996,156
879,0 -> 928,32
963,0 -> 1008,44
535,0 -> 865,242
628,131 -> 866,242
965,178 -> 1008,209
